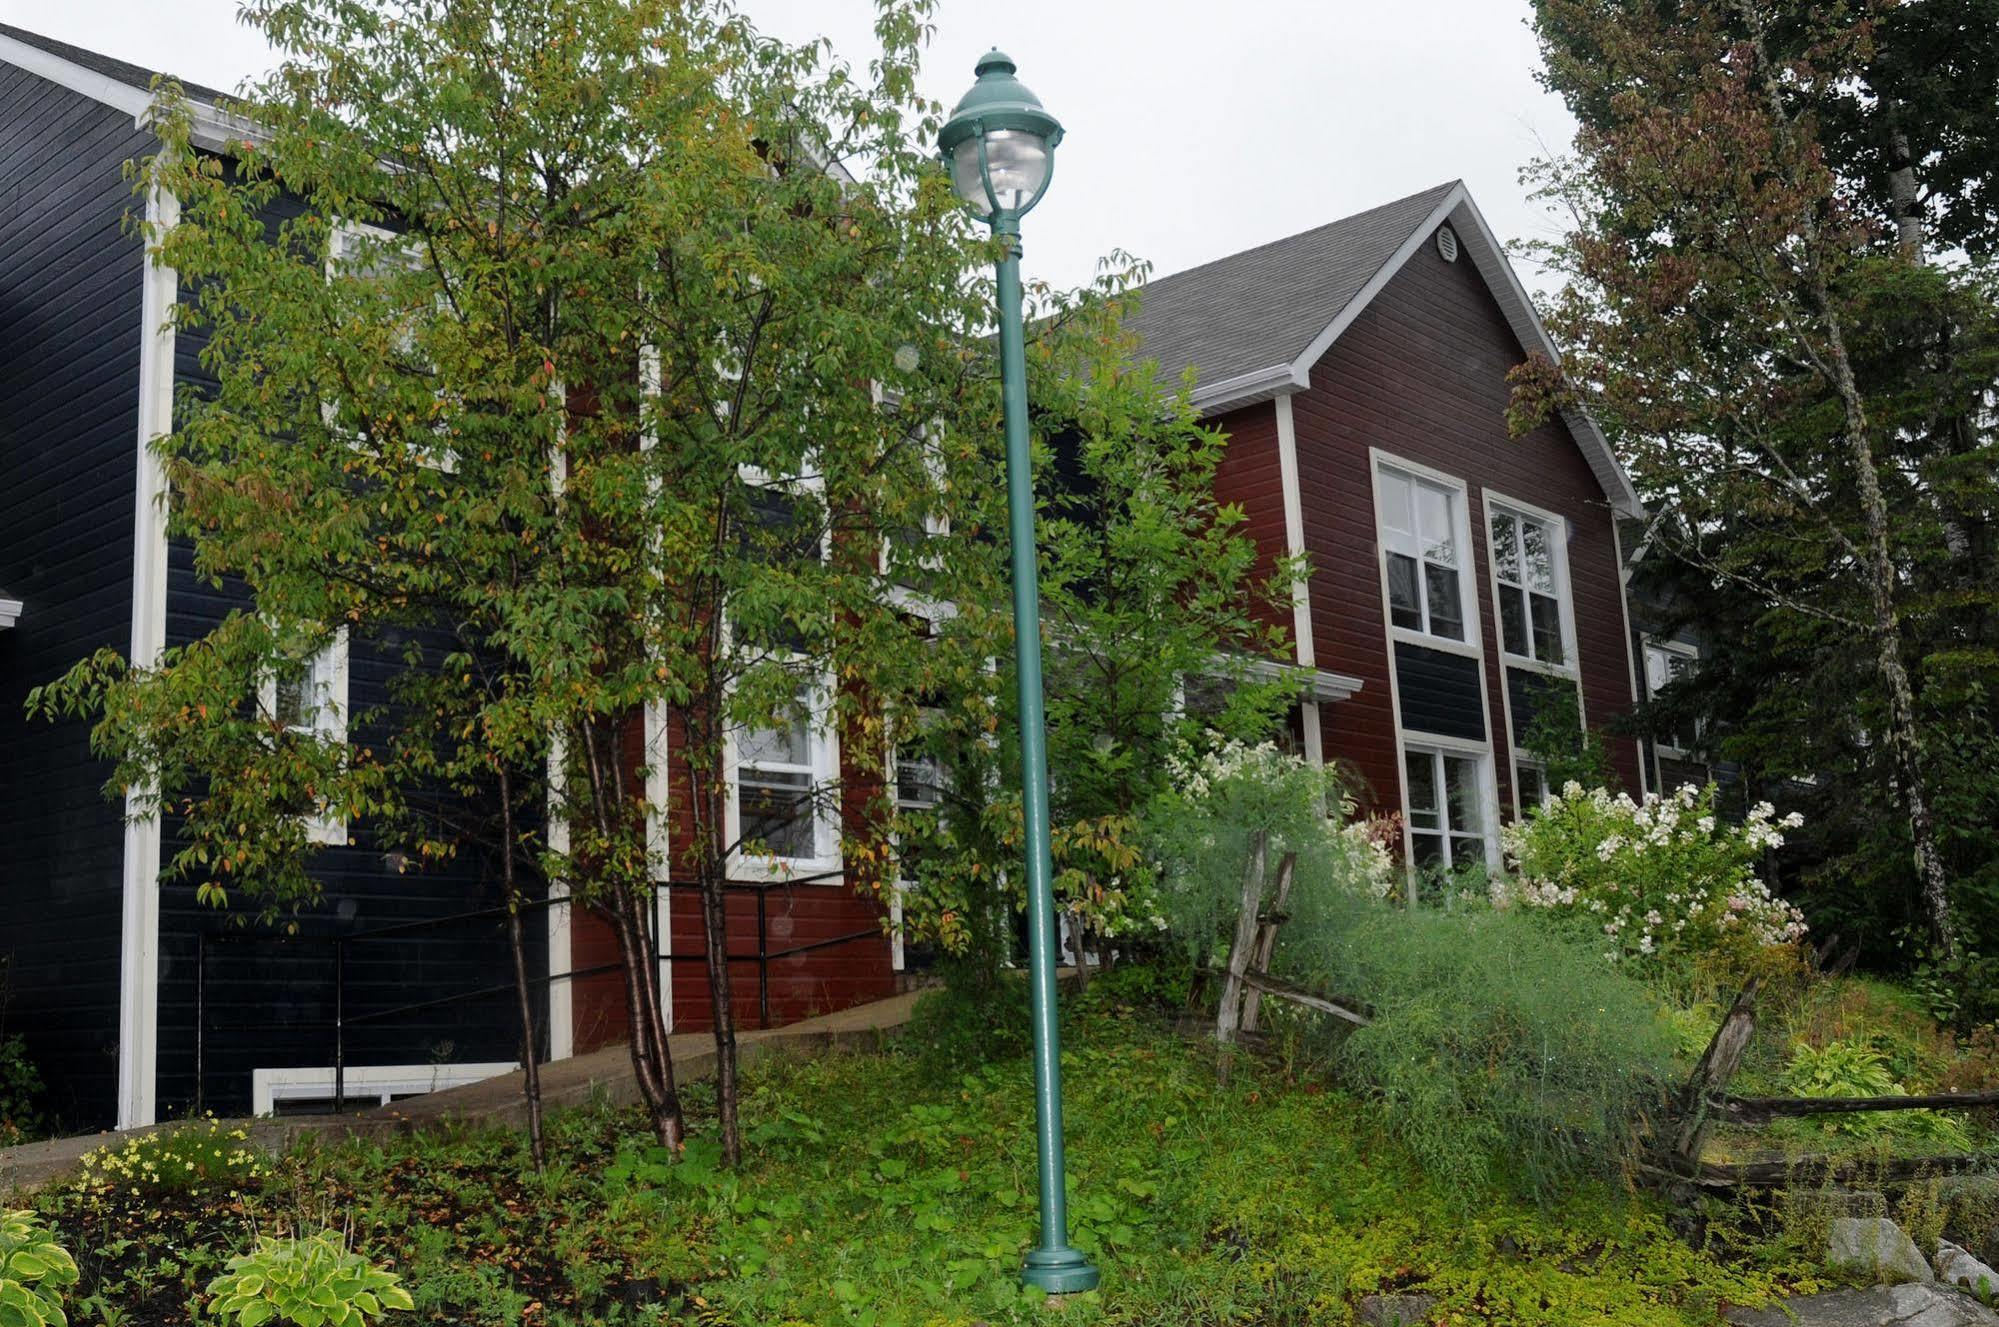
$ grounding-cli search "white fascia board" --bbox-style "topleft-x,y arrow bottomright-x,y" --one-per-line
0,597 -> 19,629
0,32 -> 264,154
1188,363 -> 1309,417
1227,654 -> 1365,704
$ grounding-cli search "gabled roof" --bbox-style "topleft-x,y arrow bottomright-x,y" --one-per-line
0,23 -> 258,151
1127,180 -> 1642,517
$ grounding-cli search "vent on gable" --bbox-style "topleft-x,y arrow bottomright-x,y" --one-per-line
1437,225 -> 1460,262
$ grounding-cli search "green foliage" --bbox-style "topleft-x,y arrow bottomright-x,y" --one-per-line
1518,674 -> 1612,793
206,1231 -> 414,1327
74,1117 -> 266,1200
1498,782 -> 1808,986
1780,1040 -> 1972,1148
1284,891 -> 1677,1203
0,1209 -> 77,1327
1146,740 -> 1396,966
0,1036 -> 42,1148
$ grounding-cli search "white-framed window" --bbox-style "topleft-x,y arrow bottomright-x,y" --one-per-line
326,219 -> 456,471
1487,498 -> 1575,670
1643,638 -> 1701,757
728,675 -> 840,878
1373,456 -> 1475,650
1402,741 -> 1495,870
889,704 -> 946,972
1514,756 -> 1552,815
259,625 -> 350,846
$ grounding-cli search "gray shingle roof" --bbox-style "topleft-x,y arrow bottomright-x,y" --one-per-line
0,22 -> 232,106
1125,181 -> 1460,390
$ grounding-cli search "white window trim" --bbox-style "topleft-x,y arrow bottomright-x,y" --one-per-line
1398,735 -> 1501,872
1512,753 -> 1553,817
1482,489 -> 1580,678
1369,450 -> 1484,661
257,625 -> 351,847
1643,636 -> 1702,761
251,1061 -> 517,1117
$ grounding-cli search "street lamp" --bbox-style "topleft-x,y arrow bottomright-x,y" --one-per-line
938,50 -> 1099,1297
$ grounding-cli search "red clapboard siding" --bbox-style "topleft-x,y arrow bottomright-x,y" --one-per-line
1211,231 -> 1640,819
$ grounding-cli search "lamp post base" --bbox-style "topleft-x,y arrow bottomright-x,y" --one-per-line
1021,1247 -> 1101,1294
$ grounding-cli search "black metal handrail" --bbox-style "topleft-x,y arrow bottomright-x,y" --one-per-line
193,874 -> 885,1114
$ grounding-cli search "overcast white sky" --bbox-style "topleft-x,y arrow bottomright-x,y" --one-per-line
2,0 -> 1579,296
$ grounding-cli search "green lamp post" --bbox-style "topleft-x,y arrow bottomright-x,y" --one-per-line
937,50 -> 1099,1296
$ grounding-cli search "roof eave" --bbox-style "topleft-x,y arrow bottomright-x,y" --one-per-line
0,597 -> 21,630
0,28 -> 265,154
1188,363 -> 1310,416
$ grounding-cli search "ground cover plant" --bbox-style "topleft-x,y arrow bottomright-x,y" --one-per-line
25,994 -> 1817,1327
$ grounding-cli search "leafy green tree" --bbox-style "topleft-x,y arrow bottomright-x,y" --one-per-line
892,273 -> 1300,991
30,0 -> 992,1164
1516,0 -> 1999,959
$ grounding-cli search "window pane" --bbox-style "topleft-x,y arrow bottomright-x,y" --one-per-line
1416,483 -> 1455,562
742,695 -> 812,768
1530,593 -> 1564,664
1521,518 -> 1556,593
275,672 -> 310,730
1491,511 -> 1520,585
1444,755 -> 1483,835
1424,563 -> 1464,640
741,770 -> 814,858
1499,585 -> 1529,656
1645,647 -> 1671,692
1517,762 -> 1546,810
897,754 -> 942,809
1386,552 -> 1423,630
1410,831 -> 1445,868
1378,470 -> 1415,534
1405,750 -> 1439,827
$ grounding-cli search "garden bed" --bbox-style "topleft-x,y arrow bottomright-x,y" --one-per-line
21,993 -> 1847,1327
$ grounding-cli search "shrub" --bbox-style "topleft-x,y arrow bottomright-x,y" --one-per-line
1147,739 -> 1396,964
0,1036 -> 41,1147
1782,1039 -> 1972,1147
0,1208 -> 78,1327
1496,782 -> 1808,983
207,1230 -> 414,1327
1283,889 -> 1676,1203
75,1115 -> 266,1199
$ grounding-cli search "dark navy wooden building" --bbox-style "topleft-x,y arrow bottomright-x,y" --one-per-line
0,25 -> 535,1131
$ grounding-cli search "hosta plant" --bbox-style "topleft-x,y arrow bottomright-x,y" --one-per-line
0,1208 -> 78,1327
206,1230 -> 413,1327
1495,781 -> 1807,981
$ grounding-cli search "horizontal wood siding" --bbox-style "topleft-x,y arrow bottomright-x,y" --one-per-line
153,184 -> 538,1118
1279,223 -> 1641,815
0,65 -> 154,1128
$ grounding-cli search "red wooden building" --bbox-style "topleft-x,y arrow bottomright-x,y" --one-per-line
550,180 -> 1649,1055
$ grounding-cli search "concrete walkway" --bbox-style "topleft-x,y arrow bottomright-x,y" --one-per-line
0,989 -> 923,1196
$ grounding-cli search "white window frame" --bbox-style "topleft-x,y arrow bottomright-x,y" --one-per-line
1398,736 -> 1499,871
725,671 -> 842,882
1370,451 -> 1481,660
258,625 -> 350,847
1484,492 -> 1579,676
1643,637 -> 1702,760
251,1061 -> 516,1117
326,219 -> 456,472
1513,754 -> 1553,817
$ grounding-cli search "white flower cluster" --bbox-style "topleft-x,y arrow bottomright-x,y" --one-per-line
1494,782 -> 1808,964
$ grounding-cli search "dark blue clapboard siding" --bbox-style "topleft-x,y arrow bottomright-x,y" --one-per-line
154,192 -> 542,1117
1393,642 -> 1486,743
0,62 -> 154,1128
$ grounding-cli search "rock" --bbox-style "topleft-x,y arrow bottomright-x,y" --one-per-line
1727,1284 -> 1999,1326
1356,1292 -> 1438,1326
1830,1217 -> 1936,1285
1938,1240 -> 1999,1300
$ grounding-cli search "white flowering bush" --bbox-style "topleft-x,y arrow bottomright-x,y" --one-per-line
1495,782 -> 1807,979
1146,740 -> 1395,962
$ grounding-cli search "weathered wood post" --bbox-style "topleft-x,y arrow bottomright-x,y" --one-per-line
1239,851 -> 1298,1035
1214,829 -> 1269,1083
1669,979 -> 1760,1175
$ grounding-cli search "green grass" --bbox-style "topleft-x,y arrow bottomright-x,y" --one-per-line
33,998 -> 1821,1327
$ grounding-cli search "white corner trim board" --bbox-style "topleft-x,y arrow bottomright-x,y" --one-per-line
117,181 -> 178,1131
